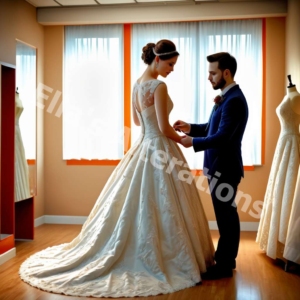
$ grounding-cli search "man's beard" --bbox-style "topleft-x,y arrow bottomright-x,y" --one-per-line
213,76 -> 226,90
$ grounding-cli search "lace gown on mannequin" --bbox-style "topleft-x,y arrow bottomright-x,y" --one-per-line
15,93 -> 31,202
19,79 -> 215,298
256,91 -> 300,260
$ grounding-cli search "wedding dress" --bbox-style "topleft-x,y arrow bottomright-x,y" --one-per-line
19,79 -> 215,298
256,88 -> 300,260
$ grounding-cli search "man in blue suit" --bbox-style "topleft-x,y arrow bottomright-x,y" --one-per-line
174,52 -> 248,279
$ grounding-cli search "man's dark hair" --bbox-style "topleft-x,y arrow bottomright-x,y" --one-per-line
207,52 -> 237,78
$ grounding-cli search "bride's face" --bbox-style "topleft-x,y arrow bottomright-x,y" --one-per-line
157,56 -> 178,78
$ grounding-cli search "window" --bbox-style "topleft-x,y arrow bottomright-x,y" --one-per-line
63,25 -> 124,160
63,20 -> 262,169
131,20 -> 262,169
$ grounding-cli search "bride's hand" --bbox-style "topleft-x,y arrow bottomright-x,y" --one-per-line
180,135 -> 193,148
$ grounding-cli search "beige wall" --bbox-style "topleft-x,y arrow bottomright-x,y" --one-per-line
42,17 -> 286,224
1,0 -> 294,226
0,0 -> 45,218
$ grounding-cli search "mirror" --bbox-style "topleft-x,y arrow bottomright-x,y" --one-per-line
15,40 -> 37,201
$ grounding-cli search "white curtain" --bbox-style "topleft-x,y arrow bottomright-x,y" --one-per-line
63,25 -> 123,160
16,41 -> 36,159
131,19 -> 262,169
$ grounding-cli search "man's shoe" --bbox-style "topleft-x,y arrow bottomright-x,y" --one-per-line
214,256 -> 236,269
232,261 -> 236,269
202,265 -> 233,280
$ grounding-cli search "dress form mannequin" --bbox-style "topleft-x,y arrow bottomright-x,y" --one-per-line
283,75 -> 300,269
256,75 -> 300,265
287,75 -> 300,115
15,89 -> 31,202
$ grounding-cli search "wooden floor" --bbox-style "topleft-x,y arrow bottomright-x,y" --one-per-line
0,224 -> 299,300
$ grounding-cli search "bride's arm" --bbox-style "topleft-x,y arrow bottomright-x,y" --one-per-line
132,97 -> 140,126
154,83 -> 183,143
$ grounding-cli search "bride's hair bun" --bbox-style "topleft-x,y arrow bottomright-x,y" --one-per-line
141,40 -> 179,65
141,43 -> 156,65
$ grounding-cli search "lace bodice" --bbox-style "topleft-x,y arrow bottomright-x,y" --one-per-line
276,95 -> 300,138
132,80 -> 173,139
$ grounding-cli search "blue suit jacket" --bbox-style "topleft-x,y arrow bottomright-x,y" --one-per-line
189,85 -> 248,183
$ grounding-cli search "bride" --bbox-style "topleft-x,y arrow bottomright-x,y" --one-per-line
19,39 -> 215,298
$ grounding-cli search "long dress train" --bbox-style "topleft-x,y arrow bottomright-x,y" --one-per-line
19,79 -> 215,298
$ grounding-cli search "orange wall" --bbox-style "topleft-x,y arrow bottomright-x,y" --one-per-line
42,17 -> 286,223
0,0 -> 45,218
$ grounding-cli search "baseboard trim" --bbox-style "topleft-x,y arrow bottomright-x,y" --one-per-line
45,215 -> 88,225
0,248 -> 16,266
35,215 -> 259,231
34,216 -> 45,227
209,221 -> 259,231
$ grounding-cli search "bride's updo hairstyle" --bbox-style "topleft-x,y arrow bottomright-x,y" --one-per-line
141,39 -> 179,65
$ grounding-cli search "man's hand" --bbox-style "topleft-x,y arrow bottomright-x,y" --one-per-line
180,135 -> 193,148
173,120 -> 191,134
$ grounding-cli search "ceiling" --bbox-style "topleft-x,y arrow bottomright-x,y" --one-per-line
25,0 -> 220,8
26,0 -> 273,9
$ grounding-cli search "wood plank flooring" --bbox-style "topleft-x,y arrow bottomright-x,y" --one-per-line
0,224 -> 299,300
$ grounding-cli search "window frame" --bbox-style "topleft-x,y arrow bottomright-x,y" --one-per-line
66,20 -> 266,172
